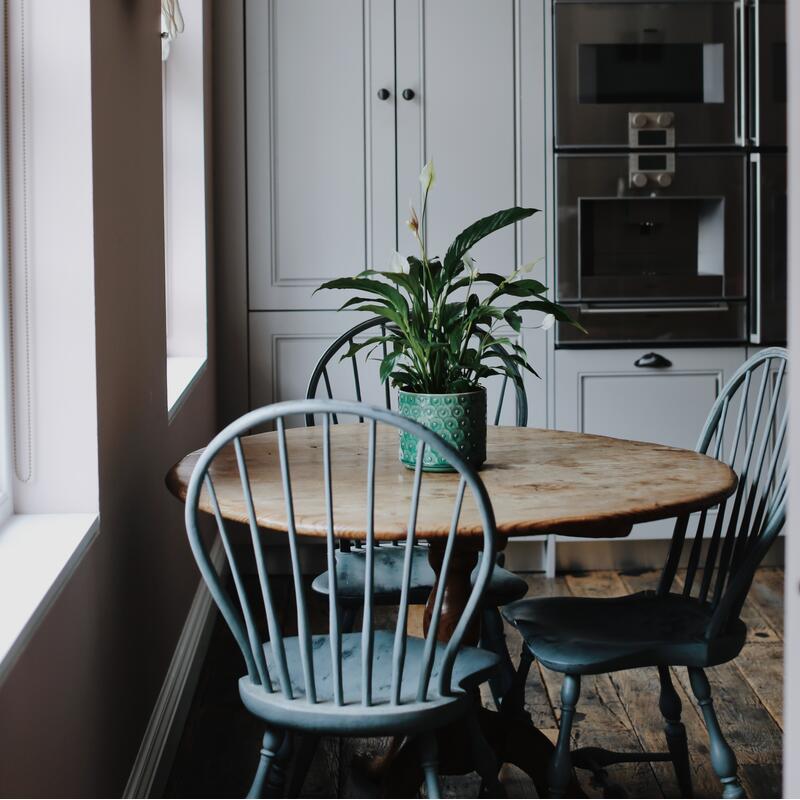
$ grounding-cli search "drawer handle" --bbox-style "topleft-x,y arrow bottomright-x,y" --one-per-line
634,352 -> 672,369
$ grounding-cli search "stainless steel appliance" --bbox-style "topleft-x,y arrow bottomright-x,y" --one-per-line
553,0 -> 787,346
557,152 -> 747,344
555,1 -> 738,149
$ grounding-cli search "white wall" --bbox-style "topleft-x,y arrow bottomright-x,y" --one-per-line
784,1 -> 800,796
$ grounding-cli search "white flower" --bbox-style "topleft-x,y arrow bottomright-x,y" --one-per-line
419,160 -> 436,192
462,251 -> 478,278
540,313 -> 555,331
406,202 -> 420,234
518,261 -> 537,274
390,251 -> 410,274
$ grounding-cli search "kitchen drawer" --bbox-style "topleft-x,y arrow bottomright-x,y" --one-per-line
555,346 -> 747,539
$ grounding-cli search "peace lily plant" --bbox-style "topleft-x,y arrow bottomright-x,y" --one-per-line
317,160 -> 583,470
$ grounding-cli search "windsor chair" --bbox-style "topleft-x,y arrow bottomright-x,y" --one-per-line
182,399 -> 502,799
502,347 -> 789,798
305,317 -> 529,708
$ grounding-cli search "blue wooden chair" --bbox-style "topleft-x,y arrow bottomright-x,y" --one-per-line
183,398 -> 502,798
502,347 -> 788,798
304,317 -> 530,709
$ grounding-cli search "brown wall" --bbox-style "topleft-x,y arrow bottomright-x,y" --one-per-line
0,0 -> 216,795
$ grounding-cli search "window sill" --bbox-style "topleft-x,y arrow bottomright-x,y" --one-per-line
167,355 -> 206,418
0,513 -> 99,685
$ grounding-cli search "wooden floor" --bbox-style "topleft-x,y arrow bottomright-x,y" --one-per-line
165,567 -> 784,799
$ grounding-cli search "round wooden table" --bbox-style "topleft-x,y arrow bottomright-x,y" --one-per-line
167,425 -> 737,794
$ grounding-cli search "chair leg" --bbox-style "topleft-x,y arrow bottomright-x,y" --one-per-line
499,646 -> 534,720
548,674 -> 580,799
264,732 -> 293,797
480,605 -> 515,710
688,667 -> 746,799
417,731 -> 442,799
247,728 -> 284,799
658,665 -> 693,798
467,707 -> 503,797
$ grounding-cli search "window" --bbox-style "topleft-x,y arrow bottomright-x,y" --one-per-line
162,0 -> 208,413
0,151 -> 11,527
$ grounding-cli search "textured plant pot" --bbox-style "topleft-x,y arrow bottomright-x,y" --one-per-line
397,388 -> 487,472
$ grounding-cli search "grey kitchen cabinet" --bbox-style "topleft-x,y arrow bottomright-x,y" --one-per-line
245,0 -> 547,310
555,346 -> 747,540
245,0 -> 396,310
244,0 -> 551,417
250,310 -> 547,428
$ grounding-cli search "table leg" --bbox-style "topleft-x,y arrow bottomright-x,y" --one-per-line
358,541 -> 566,797
421,541 -> 560,796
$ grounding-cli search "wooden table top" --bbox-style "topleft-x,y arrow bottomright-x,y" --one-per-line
167,425 -> 737,542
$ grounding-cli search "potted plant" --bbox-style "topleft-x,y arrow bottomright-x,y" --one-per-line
317,161 -> 583,471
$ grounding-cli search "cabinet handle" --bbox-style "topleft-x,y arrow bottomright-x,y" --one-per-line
634,352 -> 672,369
377,88 -> 390,101
402,88 -> 415,101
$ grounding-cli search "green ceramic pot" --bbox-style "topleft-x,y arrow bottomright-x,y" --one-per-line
397,388 -> 487,472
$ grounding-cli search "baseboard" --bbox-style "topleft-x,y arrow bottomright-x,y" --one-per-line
124,537 -> 225,798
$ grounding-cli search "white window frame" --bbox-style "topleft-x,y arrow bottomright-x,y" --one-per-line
162,0 -> 208,414
0,21 -> 12,528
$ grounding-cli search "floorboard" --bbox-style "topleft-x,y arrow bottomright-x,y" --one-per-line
164,568 -> 784,799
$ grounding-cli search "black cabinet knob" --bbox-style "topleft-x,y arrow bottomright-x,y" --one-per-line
402,88 -> 415,101
634,352 -> 673,369
377,88 -> 390,101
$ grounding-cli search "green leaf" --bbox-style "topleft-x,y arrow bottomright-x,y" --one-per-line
504,309 -> 523,332
339,335 -> 395,360
443,207 -> 538,274
379,351 -> 403,383
316,277 -> 409,319
351,304 -> 407,329
337,295 -> 391,311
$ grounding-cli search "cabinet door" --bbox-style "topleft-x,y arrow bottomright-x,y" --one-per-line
555,347 -> 747,538
395,1 -> 525,275
250,311 -> 533,428
246,0 -> 396,310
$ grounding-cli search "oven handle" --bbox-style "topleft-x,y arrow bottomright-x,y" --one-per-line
748,0 -> 760,145
578,303 -> 731,315
735,0 -> 747,146
749,153 -> 762,344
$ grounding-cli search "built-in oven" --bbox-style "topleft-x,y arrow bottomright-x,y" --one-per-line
554,0 -> 741,149
556,152 -> 747,345
749,153 -> 786,344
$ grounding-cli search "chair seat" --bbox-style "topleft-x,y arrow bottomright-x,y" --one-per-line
310,544 -> 528,607
238,630 -> 499,736
502,591 -> 747,675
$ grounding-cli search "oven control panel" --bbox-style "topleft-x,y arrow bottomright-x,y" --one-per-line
628,111 -> 676,149
629,152 -> 676,189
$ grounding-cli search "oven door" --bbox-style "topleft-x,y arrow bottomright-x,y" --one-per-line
554,1 -> 741,148
557,153 -> 746,303
749,153 -> 787,344
748,0 -> 786,147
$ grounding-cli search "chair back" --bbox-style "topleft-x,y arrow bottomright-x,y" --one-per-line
657,347 -> 788,638
184,399 -> 497,705
304,317 -> 528,427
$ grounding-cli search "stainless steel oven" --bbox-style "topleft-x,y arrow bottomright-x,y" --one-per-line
556,152 -> 747,345
554,1 -> 741,149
